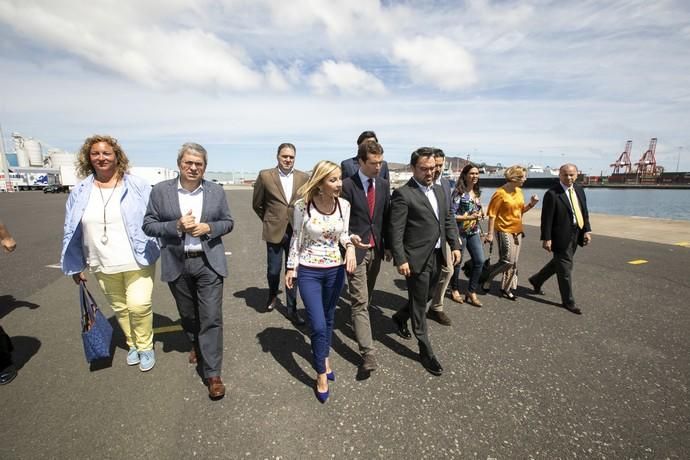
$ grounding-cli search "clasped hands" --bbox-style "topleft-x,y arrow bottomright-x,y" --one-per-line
178,209 -> 210,237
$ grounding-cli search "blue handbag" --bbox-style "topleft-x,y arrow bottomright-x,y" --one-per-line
80,281 -> 113,363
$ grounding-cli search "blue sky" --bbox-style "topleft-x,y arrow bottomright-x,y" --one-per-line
1,0 -> 689,176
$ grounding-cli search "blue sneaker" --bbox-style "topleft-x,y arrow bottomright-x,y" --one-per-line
126,347 -> 140,366
139,350 -> 155,372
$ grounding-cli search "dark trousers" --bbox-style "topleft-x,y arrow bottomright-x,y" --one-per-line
266,230 -> 297,310
297,265 -> 346,374
0,326 -> 13,370
531,226 -> 579,306
396,250 -> 442,358
452,232 -> 485,293
168,256 -> 224,378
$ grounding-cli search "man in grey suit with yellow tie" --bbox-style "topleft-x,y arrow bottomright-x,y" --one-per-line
143,143 -> 234,399
252,143 -> 309,325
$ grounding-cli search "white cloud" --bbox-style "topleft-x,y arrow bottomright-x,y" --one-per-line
392,36 -> 477,90
308,60 -> 387,95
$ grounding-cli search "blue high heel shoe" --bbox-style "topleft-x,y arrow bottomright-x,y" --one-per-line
314,384 -> 329,403
326,371 -> 335,382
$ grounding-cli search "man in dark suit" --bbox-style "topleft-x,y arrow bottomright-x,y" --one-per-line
341,139 -> 391,377
389,148 -> 461,375
143,143 -> 234,399
428,148 -> 457,326
528,164 -> 592,315
252,143 -> 308,325
341,130 -> 390,181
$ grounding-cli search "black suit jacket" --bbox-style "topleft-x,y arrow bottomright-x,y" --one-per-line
341,157 -> 390,182
341,174 -> 391,265
540,183 -> 591,252
388,178 -> 460,274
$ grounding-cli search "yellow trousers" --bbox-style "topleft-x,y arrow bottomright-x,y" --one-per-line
95,265 -> 155,351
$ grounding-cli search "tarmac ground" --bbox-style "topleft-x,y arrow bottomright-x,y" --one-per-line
0,189 -> 688,459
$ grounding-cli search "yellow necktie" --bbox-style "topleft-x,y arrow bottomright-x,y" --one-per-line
568,187 -> 584,229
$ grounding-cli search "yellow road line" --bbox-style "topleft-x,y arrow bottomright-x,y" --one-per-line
153,325 -> 183,334
675,242 -> 690,247
627,259 -> 648,265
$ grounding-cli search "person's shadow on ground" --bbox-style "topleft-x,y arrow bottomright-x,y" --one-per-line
9,336 -> 41,371
234,287 -> 270,313
257,327 -> 313,388
0,295 -> 40,320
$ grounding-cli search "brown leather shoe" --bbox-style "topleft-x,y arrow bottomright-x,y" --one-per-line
464,292 -> 483,307
427,310 -> 452,326
450,290 -> 464,304
207,376 -> 226,399
188,348 -> 198,364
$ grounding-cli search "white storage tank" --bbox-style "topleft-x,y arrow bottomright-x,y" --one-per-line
24,139 -> 43,166
46,150 -> 76,168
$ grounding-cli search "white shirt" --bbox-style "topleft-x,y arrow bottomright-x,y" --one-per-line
278,167 -> 294,204
177,180 -> 204,252
81,185 -> 139,273
413,178 -> 441,248
358,169 -> 375,198
560,182 -> 578,225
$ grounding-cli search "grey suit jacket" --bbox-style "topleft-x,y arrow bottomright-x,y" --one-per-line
252,167 -> 309,243
142,179 -> 234,282
388,178 -> 460,274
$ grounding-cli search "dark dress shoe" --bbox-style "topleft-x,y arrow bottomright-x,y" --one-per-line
392,314 -> 412,340
188,349 -> 198,364
361,353 -> 378,372
563,303 -> 582,315
287,308 -> 306,326
427,310 -> 452,326
420,353 -> 443,376
207,376 -> 226,400
500,290 -> 517,301
528,277 -> 545,295
0,365 -> 17,385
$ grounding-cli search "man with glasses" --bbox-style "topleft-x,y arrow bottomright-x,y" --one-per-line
143,143 -> 234,399
252,143 -> 308,325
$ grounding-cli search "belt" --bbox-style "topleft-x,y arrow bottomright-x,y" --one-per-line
184,251 -> 204,259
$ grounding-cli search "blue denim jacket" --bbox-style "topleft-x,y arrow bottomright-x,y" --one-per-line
61,173 -> 160,275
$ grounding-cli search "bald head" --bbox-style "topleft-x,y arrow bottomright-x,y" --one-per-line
559,164 -> 578,187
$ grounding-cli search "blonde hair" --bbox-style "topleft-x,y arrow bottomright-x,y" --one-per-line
297,160 -> 341,204
76,134 -> 130,179
504,165 -> 527,182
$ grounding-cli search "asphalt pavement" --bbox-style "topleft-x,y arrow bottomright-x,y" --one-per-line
0,189 -> 688,459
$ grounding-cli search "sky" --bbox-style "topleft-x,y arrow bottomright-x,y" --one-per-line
1,0 -> 689,176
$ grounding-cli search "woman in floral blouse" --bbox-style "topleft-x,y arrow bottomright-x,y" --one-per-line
285,160 -> 359,403
450,164 -> 485,307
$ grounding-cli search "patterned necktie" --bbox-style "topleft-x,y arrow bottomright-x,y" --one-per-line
367,178 -> 376,246
569,187 -> 584,229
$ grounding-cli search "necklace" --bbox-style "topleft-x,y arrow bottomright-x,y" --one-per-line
96,177 -> 120,244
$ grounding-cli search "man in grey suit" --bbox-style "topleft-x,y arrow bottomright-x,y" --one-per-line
428,148 -> 457,326
389,148 -> 461,376
143,143 -> 234,399
252,143 -> 308,325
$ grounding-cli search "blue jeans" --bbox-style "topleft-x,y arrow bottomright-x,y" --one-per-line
297,265 -> 346,374
266,230 -> 297,309
452,232 -> 485,293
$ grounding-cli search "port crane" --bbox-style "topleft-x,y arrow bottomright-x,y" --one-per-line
610,140 -> 633,174
635,138 -> 663,176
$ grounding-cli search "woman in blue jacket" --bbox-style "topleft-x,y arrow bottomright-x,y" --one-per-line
61,135 -> 160,371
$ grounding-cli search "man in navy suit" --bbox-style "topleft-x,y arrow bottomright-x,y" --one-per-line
143,143 -> 234,399
528,164 -> 592,315
341,140 -> 391,377
389,148 -> 461,376
341,131 -> 390,181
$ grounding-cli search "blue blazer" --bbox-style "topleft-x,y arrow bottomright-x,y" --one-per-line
142,179 -> 234,281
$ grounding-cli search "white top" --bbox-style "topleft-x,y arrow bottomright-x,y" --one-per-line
278,167 -> 294,204
81,185 -> 139,274
178,180 -> 204,252
560,182 -> 579,225
287,197 -> 351,270
413,178 -> 441,248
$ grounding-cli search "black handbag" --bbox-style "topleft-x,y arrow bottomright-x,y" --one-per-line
79,281 -> 113,363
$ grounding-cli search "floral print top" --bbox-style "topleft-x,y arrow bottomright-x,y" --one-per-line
450,190 -> 482,236
287,197 -> 351,270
